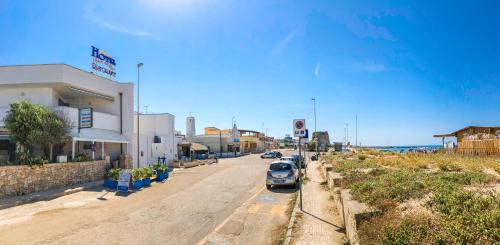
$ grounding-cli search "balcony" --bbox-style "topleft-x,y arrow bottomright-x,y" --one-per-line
0,106 -> 120,132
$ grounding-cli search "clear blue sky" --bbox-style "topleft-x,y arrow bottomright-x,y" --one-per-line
1,0 -> 499,146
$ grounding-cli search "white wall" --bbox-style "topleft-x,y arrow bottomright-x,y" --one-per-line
133,113 -> 176,168
0,64 -> 134,158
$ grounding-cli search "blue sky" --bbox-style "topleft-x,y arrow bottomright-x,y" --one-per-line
1,0 -> 499,146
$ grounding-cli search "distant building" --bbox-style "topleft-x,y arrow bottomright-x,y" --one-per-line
312,131 -> 331,151
186,116 -> 195,139
239,129 -> 264,153
434,126 -> 500,155
190,124 -> 241,155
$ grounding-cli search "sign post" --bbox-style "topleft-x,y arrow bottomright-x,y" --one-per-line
293,119 -> 306,211
117,171 -> 131,193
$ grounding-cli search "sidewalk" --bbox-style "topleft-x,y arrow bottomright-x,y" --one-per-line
291,160 -> 345,245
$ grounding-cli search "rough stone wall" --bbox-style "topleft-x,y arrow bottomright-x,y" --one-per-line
0,160 -> 108,199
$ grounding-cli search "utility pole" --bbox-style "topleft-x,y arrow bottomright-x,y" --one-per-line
136,62 -> 143,168
346,123 -> 349,145
312,98 -> 318,156
355,116 -> 358,147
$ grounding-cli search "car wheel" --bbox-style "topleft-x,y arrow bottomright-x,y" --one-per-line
266,184 -> 272,190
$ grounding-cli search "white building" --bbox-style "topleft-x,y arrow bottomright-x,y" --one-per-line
186,116 -> 195,139
0,64 -> 134,163
133,113 -> 176,168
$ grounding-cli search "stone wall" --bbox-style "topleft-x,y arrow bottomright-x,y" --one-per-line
0,160 -> 109,199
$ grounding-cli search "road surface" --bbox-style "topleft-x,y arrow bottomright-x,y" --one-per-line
0,151 -> 297,245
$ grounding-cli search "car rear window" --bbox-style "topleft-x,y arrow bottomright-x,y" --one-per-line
270,162 -> 291,171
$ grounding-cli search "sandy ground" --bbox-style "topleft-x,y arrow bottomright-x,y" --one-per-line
0,151 -> 296,245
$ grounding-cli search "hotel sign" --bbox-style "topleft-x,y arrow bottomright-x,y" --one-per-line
79,108 -> 93,129
91,46 -> 116,78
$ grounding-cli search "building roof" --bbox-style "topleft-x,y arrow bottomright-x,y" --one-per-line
433,126 -> 500,138
190,142 -> 208,151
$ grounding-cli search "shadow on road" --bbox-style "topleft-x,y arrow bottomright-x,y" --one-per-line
267,185 -> 298,194
302,210 -> 345,232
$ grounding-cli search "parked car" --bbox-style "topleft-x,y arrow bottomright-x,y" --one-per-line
291,154 -> 306,168
207,152 -> 218,159
280,156 -> 299,169
261,152 -> 277,159
266,161 -> 299,189
271,151 -> 282,158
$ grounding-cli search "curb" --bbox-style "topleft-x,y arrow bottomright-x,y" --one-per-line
283,190 -> 301,245
0,181 -> 103,210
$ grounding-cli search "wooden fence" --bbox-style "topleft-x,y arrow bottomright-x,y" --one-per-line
456,139 -> 500,156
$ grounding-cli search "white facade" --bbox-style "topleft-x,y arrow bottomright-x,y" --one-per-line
133,113 -> 176,168
186,116 -> 195,139
0,64 -> 134,163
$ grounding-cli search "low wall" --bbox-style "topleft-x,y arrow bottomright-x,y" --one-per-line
0,160 -> 109,199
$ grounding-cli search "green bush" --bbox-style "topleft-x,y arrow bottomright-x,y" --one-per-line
143,167 -> 153,178
15,152 -> 48,166
358,155 -> 367,161
132,168 -> 143,181
152,163 -> 168,174
73,152 -> 91,162
426,190 -> 499,244
107,168 -> 121,181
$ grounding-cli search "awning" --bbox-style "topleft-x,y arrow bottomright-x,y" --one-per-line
190,142 -> 208,151
69,128 -> 130,143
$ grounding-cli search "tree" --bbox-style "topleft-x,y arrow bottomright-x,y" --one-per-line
3,101 -> 70,162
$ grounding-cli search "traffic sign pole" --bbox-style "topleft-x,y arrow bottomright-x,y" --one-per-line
299,137 -> 303,211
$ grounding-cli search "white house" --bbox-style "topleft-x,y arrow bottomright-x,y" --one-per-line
133,113 -> 177,168
0,64 -> 134,164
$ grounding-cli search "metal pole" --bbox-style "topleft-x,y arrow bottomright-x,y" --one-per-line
299,137 -> 303,211
312,98 -> 318,157
137,63 -> 143,168
355,116 -> 358,147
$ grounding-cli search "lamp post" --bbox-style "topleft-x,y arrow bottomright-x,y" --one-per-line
136,62 -> 143,168
312,98 -> 318,156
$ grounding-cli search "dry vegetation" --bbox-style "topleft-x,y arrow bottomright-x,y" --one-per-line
325,150 -> 500,244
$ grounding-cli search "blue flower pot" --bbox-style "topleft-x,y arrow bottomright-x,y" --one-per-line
133,179 -> 143,190
104,179 -> 118,189
142,177 -> 151,187
156,172 -> 168,182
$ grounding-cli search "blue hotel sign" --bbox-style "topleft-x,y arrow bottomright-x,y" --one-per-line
91,46 -> 116,78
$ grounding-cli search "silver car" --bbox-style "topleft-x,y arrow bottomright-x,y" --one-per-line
266,161 -> 299,189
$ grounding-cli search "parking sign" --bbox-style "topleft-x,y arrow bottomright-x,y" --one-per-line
293,119 -> 306,137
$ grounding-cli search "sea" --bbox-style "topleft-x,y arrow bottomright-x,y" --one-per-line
366,145 -> 442,153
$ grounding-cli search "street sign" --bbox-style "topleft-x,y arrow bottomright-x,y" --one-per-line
303,129 -> 309,139
117,171 -> 131,192
293,119 -> 306,137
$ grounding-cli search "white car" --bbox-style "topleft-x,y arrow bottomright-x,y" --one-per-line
266,160 -> 299,189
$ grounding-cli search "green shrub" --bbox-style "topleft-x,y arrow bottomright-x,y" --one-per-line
358,155 -> 366,161
73,152 -> 91,162
426,190 -> 499,244
143,167 -> 153,178
152,163 -> 168,174
438,162 -> 463,172
132,168 -> 143,181
15,152 -> 48,166
107,168 -> 121,181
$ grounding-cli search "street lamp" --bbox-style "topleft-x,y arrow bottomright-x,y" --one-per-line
312,98 -> 318,156
137,62 -> 143,168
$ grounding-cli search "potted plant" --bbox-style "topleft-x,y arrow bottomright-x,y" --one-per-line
104,168 -> 121,189
132,168 -> 143,190
153,163 -> 169,182
142,167 -> 153,187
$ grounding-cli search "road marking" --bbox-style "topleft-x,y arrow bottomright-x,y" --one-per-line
270,205 -> 287,215
247,203 -> 262,214
196,185 -> 266,245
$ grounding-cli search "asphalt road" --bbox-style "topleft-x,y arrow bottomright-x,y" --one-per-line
0,150 -> 297,245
